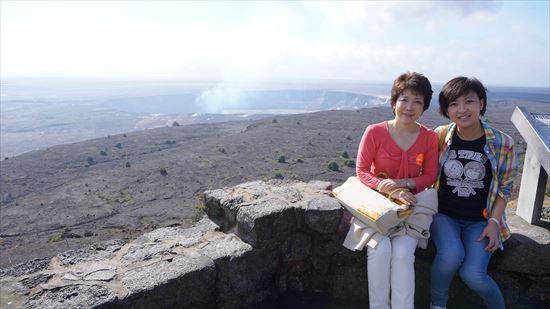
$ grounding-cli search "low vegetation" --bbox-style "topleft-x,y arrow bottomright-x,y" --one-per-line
48,233 -> 62,243
327,161 -> 339,171
115,190 -> 132,204
87,156 -> 95,165
192,198 -> 206,222
343,159 -> 356,168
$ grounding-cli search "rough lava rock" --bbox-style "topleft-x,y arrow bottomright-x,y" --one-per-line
1,180 -> 549,308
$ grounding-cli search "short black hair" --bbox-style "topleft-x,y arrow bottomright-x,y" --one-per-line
439,76 -> 487,118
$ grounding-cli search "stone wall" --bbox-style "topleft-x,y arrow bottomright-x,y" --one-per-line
1,180 -> 549,308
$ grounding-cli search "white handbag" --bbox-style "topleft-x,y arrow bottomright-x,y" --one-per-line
332,176 -> 412,235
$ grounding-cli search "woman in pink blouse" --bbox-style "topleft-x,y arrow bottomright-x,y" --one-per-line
356,72 -> 439,309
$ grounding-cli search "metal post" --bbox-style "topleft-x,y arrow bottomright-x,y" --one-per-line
516,147 -> 548,224
511,106 -> 550,224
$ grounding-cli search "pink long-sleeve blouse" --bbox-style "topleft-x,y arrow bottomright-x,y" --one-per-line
356,121 -> 439,193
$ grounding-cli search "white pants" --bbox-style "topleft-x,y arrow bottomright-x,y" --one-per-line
367,234 -> 418,309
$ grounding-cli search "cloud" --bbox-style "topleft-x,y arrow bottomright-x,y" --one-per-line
1,1 -> 548,87
440,1 -> 499,17
299,1 -> 500,38
1,19 -> 225,79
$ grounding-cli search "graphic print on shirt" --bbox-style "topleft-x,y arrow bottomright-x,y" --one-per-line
444,149 -> 487,197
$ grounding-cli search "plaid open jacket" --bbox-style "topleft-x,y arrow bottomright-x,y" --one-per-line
434,121 -> 519,249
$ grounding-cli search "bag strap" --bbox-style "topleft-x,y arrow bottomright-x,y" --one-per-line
438,125 -> 449,152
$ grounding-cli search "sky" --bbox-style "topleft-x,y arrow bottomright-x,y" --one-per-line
1,1 -> 549,88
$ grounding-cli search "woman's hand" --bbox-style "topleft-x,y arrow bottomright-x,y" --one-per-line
478,221 -> 500,252
377,178 -> 404,194
390,189 -> 416,206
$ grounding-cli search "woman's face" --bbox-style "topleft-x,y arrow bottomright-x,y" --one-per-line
447,90 -> 484,130
394,89 -> 424,124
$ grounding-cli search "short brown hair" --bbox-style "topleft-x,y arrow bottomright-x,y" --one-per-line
439,77 -> 487,118
390,72 -> 433,112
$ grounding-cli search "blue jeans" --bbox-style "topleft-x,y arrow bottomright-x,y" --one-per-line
430,213 -> 505,309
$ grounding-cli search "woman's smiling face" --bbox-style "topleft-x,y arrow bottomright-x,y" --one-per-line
446,90 -> 484,129
394,89 -> 425,123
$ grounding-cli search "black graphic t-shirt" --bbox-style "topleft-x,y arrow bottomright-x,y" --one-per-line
438,133 -> 492,221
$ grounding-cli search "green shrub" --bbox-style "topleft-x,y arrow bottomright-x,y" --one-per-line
115,190 -> 132,204
218,147 -> 226,154
327,161 -> 339,171
115,143 -> 122,149
172,121 -> 180,127
164,140 -> 176,145
342,151 -> 349,159
278,155 -> 286,163
272,119 -> 278,123
160,168 -> 168,176
100,150 -> 107,156
274,172 -> 284,179
297,158 -> 304,163
346,135 -> 352,140
48,233 -> 62,243
125,162 -> 131,168
87,156 -> 95,165
192,198 -> 206,222
343,159 -> 356,168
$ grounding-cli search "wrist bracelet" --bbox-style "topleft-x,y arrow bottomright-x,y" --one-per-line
488,217 -> 500,226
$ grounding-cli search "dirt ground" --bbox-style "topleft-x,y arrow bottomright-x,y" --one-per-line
1,101 -> 549,268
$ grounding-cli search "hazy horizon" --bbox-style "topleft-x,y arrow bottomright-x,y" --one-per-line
1,79 -> 548,159
2,77 -> 548,101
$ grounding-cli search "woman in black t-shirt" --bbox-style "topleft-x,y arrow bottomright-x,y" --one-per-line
430,77 -> 517,309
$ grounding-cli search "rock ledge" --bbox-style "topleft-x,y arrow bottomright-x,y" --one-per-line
1,180 -> 548,308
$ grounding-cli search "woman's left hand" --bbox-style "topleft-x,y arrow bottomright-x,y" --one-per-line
377,178 -> 401,193
478,221 -> 499,252
392,189 -> 416,206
